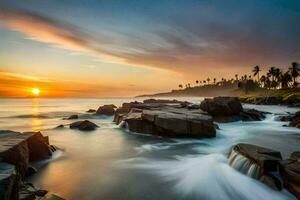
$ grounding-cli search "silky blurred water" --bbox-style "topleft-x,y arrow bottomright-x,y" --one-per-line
0,98 -> 299,200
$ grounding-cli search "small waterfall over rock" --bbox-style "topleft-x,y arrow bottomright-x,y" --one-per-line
228,149 -> 260,179
118,120 -> 127,129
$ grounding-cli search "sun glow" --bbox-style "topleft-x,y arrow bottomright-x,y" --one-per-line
32,88 -> 40,96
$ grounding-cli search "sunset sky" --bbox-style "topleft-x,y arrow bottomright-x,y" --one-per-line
0,0 -> 299,97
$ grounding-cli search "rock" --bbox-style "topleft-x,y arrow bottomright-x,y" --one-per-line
35,189 -> 48,197
25,166 -> 37,177
143,99 -> 183,104
86,109 -> 96,113
200,97 -> 243,116
70,120 -> 98,131
96,104 -> 116,115
65,115 -> 78,120
0,130 -> 53,177
54,124 -> 64,129
239,109 -> 267,121
0,162 -> 19,200
259,174 -> 282,191
200,97 -> 267,122
289,111 -> 300,128
123,107 -> 216,138
275,115 -> 293,122
232,143 -> 282,175
279,152 -> 300,198
113,102 -> 142,124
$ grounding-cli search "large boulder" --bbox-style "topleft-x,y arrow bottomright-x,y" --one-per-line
96,104 -> 117,116
70,120 -> 98,131
200,97 -> 243,116
289,111 -> 300,128
0,130 -> 53,177
229,143 -> 283,190
231,143 -> 282,175
200,97 -> 266,122
279,152 -> 300,198
123,107 -> 216,138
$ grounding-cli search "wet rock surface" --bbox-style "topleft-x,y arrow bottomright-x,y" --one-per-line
279,151 -> 300,198
116,102 -> 216,138
0,162 -> 18,200
0,131 -> 63,200
200,97 -> 267,122
231,143 -> 282,175
64,114 -> 78,120
86,109 -> 96,113
200,97 -> 243,116
96,104 -> 117,115
289,111 -> 300,128
0,130 -> 53,177
70,120 -> 99,131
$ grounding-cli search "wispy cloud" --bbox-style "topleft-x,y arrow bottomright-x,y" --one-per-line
1,2 -> 300,79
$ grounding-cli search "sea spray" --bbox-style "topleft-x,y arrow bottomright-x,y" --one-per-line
228,149 -> 260,179
118,120 -> 127,129
117,154 -> 293,200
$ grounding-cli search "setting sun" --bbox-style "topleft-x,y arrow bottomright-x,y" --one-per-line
32,88 -> 40,95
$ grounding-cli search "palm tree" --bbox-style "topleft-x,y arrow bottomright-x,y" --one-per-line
289,62 -> 300,87
267,67 -> 276,82
196,80 -> 199,85
235,74 -> 238,81
178,84 -> 183,89
260,75 -> 266,88
213,78 -> 216,85
252,66 -> 261,83
280,71 -> 292,89
203,80 -> 206,85
207,78 -> 210,85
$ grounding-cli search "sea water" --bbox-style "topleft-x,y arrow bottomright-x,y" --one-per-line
0,97 -> 299,200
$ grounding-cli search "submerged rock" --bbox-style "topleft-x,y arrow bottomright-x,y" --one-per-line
54,124 -> 64,129
65,115 -> 78,120
96,104 -> 117,115
279,152 -> 300,198
70,120 -> 98,131
86,109 -> 96,113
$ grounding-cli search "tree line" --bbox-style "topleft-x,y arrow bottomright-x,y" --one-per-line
178,62 -> 300,89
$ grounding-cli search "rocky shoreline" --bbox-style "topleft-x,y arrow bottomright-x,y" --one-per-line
0,130 -> 64,200
1,96 -> 299,199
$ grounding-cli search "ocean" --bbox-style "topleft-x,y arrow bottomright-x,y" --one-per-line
0,97 -> 299,200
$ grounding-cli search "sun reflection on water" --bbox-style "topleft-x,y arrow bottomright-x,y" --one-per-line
31,98 -> 42,131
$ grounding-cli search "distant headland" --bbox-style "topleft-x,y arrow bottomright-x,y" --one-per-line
137,62 -> 300,99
